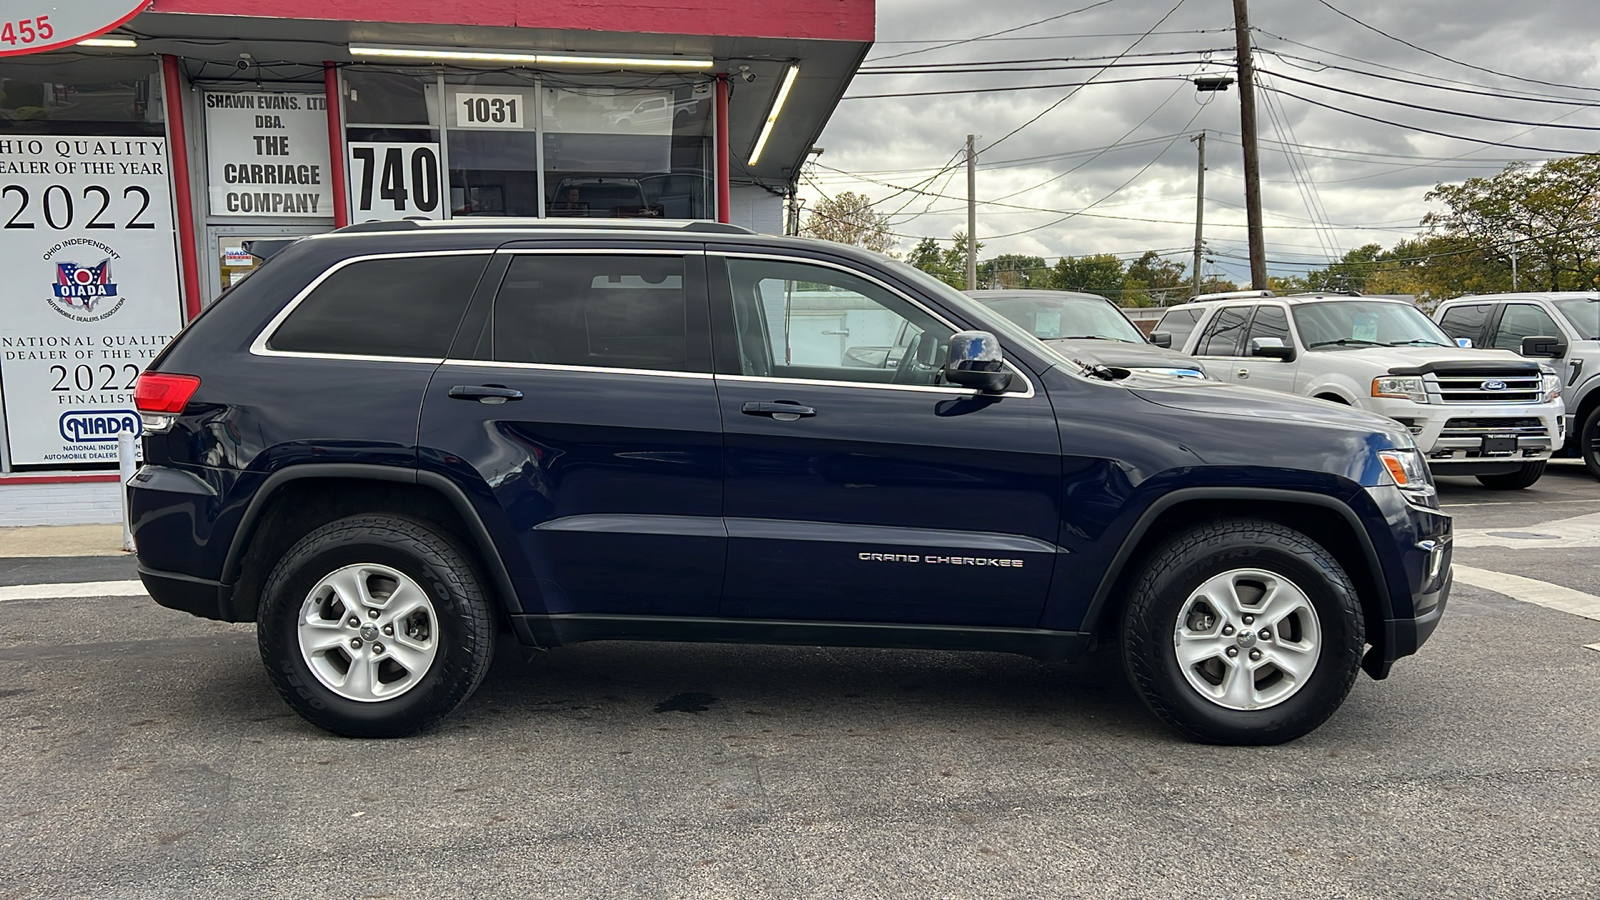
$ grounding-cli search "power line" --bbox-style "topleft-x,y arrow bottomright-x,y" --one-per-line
858,50 -> 1232,73
842,74 -> 1186,100
1260,84 -> 1588,155
1311,0 -> 1600,96
868,0 -> 1125,64
1259,67 -> 1600,133
875,27 -> 1231,45
1263,50 -> 1600,109
977,0 -> 1190,155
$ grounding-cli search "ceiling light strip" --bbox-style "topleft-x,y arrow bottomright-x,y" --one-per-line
748,65 -> 800,166
348,45 -> 712,70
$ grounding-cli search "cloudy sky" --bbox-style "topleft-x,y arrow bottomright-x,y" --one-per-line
802,0 -> 1600,284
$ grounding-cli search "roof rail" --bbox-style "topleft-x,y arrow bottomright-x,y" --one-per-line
333,218 -> 755,235
1191,289 -> 1276,302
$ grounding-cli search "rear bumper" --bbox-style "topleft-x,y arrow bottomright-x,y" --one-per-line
138,565 -> 247,622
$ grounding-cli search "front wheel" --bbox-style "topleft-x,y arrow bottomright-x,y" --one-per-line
257,515 -> 495,737
1475,460 -> 1546,490
1581,405 -> 1600,481
1121,518 -> 1364,745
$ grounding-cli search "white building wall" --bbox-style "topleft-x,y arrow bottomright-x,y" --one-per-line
0,481 -> 124,527
729,184 -> 784,235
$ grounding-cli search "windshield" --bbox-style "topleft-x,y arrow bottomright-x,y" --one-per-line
1554,297 -> 1600,339
1292,301 -> 1453,349
882,259 -> 1078,368
974,294 -> 1147,343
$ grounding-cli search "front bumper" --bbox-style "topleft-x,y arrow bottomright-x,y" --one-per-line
1359,484 -> 1453,678
1367,397 -> 1564,470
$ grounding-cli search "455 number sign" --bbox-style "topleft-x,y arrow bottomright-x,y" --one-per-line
0,2 -> 149,57
348,142 -> 444,222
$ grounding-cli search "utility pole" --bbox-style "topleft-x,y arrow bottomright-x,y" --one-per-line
1511,247 -> 1520,290
1232,0 -> 1267,290
1191,130 -> 1206,298
965,134 -> 978,291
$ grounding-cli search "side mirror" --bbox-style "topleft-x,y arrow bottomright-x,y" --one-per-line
1521,334 -> 1567,358
1149,331 -> 1173,348
1455,337 -> 1474,349
944,330 -> 1012,393
1249,337 -> 1296,360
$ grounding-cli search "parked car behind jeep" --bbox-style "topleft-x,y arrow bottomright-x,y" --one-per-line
1156,291 -> 1565,489
129,221 -> 1451,745
1435,292 -> 1600,480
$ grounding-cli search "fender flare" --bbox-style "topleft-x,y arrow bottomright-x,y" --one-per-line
1079,486 -> 1393,635
221,463 -> 522,614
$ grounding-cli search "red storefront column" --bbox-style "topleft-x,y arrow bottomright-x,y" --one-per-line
324,63 -> 350,228
715,74 -> 730,224
161,55 -> 204,322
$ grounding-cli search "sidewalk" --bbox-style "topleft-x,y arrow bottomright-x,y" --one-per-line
0,524 -> 128,558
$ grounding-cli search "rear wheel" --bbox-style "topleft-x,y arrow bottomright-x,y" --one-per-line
1121,518 -> 1364,745
258,514 -> 495,737
1582,405 -> 1600,481
1475,461 -> 1546,490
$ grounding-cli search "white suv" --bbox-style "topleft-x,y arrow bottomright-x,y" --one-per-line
1154,291 -> 1566,489
1434,292 -> 1600,480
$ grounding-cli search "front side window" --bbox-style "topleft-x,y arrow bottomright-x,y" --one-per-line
269,254 -> 487,358
1154,308 -> 1202,348
491,254 -> 707,373
1244,305 -> 1291,348
1553,297 -> 1600,340
1492,303 -> 1564,351
1293,301 -> 1452,350
1195,306 -> 1252,356
724,258 -> 954,386
1437,304 -> 1490,344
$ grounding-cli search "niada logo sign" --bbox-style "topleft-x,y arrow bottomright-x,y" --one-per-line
59,409 -> 141,443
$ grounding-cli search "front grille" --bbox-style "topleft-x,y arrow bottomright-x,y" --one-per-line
1430,371 -> 1542,404
1439,417 -> 1549,438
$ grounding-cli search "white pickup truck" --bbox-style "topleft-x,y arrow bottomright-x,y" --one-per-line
1154,291 -> 1565,489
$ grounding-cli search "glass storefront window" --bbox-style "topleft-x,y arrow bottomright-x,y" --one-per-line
0,58 -> 163,135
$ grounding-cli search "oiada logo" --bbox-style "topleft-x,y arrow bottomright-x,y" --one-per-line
59,409 -> 141,444
49,258 -> 124,321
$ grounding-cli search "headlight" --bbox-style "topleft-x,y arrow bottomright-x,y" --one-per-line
1378,448 -> 1437,506
1372,375 -> 1428,404
1541,368 -> 1561,402
1141,366 -> 1208,378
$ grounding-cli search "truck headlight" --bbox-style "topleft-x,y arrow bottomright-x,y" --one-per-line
1378,448 -> 1437,506
1541,369 -> 1561,402
1372,375 -> 1428,404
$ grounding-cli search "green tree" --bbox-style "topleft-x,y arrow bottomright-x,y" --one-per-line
907,231 -> 983,289
1050,254 -> 1126,296
981,254 -> 1048,289
1424,154 -> 1600,291
800,191 -> 896,255
1123,251 -> 1188,307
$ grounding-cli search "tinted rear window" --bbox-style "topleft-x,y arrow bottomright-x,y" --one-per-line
269,254 -> 487,358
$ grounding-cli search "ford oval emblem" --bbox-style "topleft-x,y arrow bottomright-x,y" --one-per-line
1481,379 -> 1507,391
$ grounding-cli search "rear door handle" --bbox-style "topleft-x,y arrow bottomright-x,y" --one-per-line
448,384 -> 524,404
741,401 -> 816,421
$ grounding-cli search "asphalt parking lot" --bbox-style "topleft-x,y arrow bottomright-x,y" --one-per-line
2,465 -> 1598,899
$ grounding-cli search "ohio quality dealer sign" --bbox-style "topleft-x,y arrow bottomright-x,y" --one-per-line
0,2 -> 149,57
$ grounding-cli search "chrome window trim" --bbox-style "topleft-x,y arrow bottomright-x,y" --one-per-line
441,359 -> 713,380
715,251 -> 1038,398
717,373 -> 982,396
249,249 -> 496,361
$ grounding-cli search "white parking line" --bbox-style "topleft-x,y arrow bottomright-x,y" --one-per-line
1453,566 -> 1600,623
0,580 -> 147,603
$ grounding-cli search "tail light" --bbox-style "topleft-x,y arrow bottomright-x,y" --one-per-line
135,373 -> 200,433
135,372 -> 201,413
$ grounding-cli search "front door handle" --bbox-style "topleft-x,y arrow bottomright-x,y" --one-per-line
449,384 -> 524,404
741,400 -> 816,421
1236,368 -> 1250,379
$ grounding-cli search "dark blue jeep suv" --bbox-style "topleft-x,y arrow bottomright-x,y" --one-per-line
129,219 -> 1451,744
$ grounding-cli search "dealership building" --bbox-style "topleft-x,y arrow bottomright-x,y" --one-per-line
0,0 -> 872,524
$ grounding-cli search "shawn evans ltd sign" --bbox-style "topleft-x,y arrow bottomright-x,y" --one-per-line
0,2 -> 148,57
204,91 -> 333,217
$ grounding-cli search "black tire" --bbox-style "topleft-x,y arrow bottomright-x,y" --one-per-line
1581,405 -> 1600,481
1475,460 -> 1546,490
257,514 -> 495,737
1121,518 -> 1364,745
